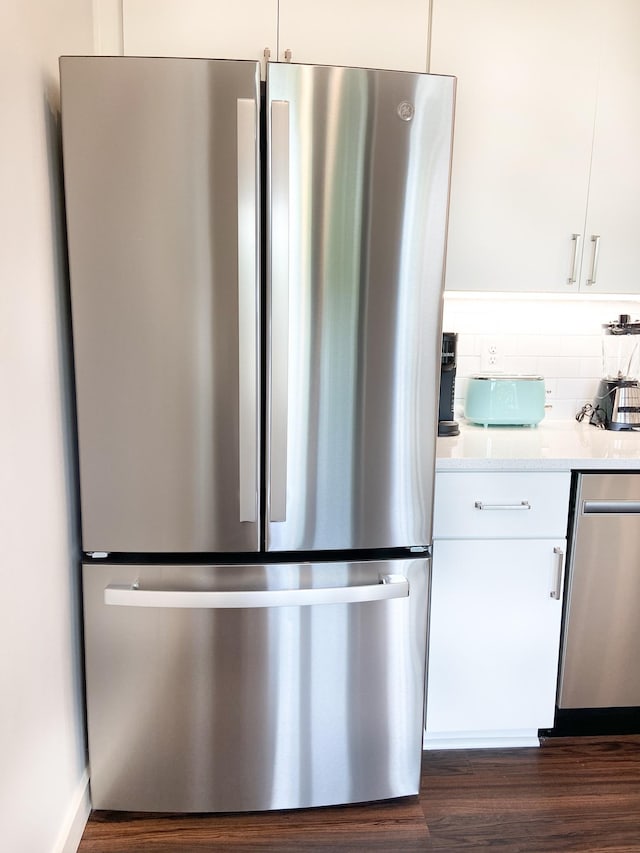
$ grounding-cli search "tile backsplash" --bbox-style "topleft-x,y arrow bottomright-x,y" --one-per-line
442,294 -> 640,420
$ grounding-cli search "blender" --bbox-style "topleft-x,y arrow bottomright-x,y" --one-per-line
590,315 -> 640,430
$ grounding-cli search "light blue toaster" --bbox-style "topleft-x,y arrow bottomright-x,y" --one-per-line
465,375 -> 545,427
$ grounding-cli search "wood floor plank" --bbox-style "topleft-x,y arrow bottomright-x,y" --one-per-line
422,736 -> 640,852
78,736 -> 640,852
79,799 -> 430,852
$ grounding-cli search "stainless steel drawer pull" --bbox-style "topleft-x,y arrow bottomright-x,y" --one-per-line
551,546 -> 564,600
474,500 -> 531,511
104,575 -> 409,609
583,500 -> 640,515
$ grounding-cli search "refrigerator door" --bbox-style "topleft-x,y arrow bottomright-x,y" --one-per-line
266,63 -> 455,552
60,57 -> 261,553
83,557 -> 429,812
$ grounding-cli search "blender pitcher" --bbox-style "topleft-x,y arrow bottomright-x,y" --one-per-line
591,315 -> 640,430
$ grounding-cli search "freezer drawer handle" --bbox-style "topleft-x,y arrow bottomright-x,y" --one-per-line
237,97 -> 259,523
583,500 -> 640,515
104,574 -> 409,609
474,500 -> 531,511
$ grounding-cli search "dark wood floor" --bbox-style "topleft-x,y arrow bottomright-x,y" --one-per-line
78,736 -> 640,852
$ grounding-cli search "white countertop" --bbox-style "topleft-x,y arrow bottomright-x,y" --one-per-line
436,419 -> 640,471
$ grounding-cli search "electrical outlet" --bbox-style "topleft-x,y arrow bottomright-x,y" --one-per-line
480,340 -> 505,372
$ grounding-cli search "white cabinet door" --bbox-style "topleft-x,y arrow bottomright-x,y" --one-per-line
430,0 -> 601,293
118,0 -> 429,73
425,538 -> 565,737
580,0 -> 640,294
122,0 -> 278,68
277,0 -> 429,71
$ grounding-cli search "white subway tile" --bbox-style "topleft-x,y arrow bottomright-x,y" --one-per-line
559,335 -> 600,358
537,356 -> 581,379
578,357 -> 603,379
557,378 -> 599,400
546,399 -> 580,420
457,355 -> 481,377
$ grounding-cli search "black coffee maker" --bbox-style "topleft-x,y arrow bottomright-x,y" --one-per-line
438,332 -> 459,436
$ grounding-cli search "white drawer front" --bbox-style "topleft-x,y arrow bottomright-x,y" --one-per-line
434,472 -> 571,539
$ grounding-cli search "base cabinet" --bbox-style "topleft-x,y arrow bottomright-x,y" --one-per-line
425,539 -> 565,746
426,470 -> 570,748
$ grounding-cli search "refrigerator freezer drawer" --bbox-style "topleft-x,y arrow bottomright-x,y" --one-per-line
83,558 -> 429,812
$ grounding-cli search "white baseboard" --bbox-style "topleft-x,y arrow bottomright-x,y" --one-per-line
51,768 -> 91,853
423,730 -> 541,750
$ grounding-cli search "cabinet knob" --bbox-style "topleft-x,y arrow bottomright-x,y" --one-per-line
284,49 -> 292,62
264,47 -> 271,61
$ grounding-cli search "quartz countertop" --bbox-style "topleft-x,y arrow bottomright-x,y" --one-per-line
436,419 -> 640,472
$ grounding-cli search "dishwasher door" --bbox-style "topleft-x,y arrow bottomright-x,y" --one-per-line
558,473 -> 640,709
82,557 -> 428,812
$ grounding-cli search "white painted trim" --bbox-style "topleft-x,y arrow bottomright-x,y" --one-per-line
51,768 -> 91,853
423,730 -> 541,750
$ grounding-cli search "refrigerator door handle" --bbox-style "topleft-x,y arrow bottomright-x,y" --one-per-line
104,574 -> 408,609
269,99 -> 290,523
237,98 -> 259,523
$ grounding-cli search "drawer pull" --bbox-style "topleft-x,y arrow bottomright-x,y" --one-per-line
550,546 -> 564,600
474,501 -> 531,511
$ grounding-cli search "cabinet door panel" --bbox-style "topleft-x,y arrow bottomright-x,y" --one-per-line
277,0 -> 429,71
430,0 -> 600,292
581,0 -> 640,294
123,0 -> 278,67
426,539 -> 565,734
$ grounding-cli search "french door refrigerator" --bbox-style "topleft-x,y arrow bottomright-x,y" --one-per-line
60,56 -> 455,813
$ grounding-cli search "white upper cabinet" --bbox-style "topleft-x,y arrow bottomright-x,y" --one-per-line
430,0 -> 640,294
122,0 -> 278,72
110,0 -> 429,75
581,1 -> 640,294
276,0 -> 429,71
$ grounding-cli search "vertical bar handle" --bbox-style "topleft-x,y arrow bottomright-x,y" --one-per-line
567,233 -> 581,285
550,546 -> 564,600
269,100 -> 290,522
585,235 -> 600,287
237,98 -> 259,523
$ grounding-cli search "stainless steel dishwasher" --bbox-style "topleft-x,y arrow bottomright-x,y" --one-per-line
558,472 -> 640,710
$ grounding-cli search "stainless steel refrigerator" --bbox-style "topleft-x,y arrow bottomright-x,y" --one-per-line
60,56 -> 455,813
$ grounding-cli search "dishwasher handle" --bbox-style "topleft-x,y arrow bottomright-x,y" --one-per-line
104,574 -> 409,609
583,500 -> 640,515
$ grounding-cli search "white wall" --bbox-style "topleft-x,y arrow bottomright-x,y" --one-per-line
443,294 -> 640,421
0,3 -> 94,851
